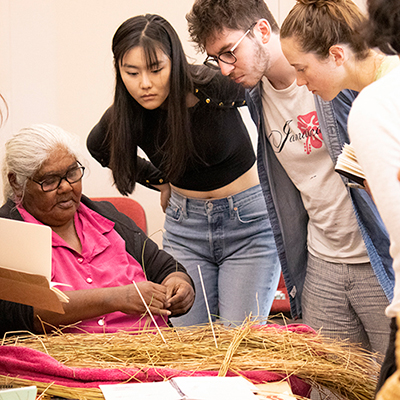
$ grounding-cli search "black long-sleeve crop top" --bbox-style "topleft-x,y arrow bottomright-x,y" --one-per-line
87,66 -> 256,192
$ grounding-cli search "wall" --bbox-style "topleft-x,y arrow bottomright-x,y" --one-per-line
0,0 -> 365,246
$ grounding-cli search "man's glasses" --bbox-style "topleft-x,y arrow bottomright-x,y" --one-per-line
31,162 -> 85,192
203,22 -> 256,70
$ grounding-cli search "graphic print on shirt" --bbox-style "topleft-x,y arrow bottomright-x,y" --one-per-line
268,111 -> 323,154
298,112 -> 323,154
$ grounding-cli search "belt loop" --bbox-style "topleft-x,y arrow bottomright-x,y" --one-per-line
182,194 -> 188,218
228,195 -> 235,219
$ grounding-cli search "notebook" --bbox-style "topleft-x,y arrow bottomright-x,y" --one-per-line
0,217 -> 68,314
335,143 -> 366,186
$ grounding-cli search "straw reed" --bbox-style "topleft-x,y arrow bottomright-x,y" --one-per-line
1,319 -> 381,400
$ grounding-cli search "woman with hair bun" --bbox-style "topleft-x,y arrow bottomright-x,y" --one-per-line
277,0 -> 400,356
280,0 -> 400,388
280,0 -> 399,102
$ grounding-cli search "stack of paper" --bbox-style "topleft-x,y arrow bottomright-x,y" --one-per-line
0,217 -> 68,314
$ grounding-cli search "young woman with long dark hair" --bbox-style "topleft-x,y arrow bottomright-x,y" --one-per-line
87,14 -> 281,327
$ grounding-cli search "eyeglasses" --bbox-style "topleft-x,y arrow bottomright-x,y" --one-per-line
203,22 -> 256,70
31,162 -> 85,192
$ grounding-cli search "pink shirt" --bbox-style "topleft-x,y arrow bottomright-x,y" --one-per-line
18,203 -> 168,333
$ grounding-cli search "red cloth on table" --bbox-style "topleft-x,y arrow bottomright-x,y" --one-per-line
0,324 -> 313,397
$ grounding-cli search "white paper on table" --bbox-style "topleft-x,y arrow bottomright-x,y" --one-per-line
172,376 -> 258,399
100,376 -> 258,400
100,381 -> 181,400
0,386 -> 37,400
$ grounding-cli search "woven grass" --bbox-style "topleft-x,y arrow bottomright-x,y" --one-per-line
0,319 -> 381,400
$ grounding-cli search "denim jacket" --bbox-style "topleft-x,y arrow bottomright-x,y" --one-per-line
247,84 -> 394,319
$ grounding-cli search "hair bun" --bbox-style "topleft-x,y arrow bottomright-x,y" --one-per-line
297,0 -> 339,6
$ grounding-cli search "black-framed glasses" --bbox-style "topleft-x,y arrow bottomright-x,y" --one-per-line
203,22 -> 257,70
31,162 -> 85,192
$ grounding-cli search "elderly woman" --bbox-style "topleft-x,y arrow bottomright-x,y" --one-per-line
0,124 -> 195,335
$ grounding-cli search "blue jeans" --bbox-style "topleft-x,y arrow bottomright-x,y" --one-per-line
163,185 -> 281,327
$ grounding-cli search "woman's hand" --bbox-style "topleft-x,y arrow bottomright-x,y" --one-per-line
153,183 -> 171,212
117,281 -> 171,317
162,272 -> 195,317
32,282 -> 172,332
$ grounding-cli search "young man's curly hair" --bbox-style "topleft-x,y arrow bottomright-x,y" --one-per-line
186,0 -> 279,52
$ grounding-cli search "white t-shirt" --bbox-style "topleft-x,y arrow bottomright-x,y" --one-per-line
261,77 -> 368,263
349,64 -> 400,317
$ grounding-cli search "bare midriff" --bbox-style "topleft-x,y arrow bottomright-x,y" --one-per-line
171,163 -> 259,200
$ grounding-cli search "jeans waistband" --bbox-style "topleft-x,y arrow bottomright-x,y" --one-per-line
170,184 -> 263,217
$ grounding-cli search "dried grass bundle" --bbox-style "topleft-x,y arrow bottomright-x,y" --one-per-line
1,319 -> 381,400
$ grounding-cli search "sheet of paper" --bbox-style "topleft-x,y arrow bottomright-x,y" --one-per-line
100,381 -> 180,400
254,381 -> 293,395
0,386 -> 37,400
172,376 -> 258,399
0,218 -> 52,281
100,376 -> 258,400
256,394 -> 297,400
0,218 -> 67,313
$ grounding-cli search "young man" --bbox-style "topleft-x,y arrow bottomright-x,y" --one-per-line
186,0 -> 394,355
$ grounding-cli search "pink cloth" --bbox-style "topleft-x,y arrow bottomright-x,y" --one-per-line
0,324 -> 313,397
0,347 -> 310,396
18,204 -> 168,333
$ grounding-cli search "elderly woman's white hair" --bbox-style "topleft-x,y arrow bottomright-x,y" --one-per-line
2,124 -> 83,203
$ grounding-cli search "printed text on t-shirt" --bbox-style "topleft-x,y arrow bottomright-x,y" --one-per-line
268,111 -> 323,154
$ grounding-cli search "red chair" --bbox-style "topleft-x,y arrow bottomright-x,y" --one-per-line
270,272 -> 291,316
91,197 -> 147,234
